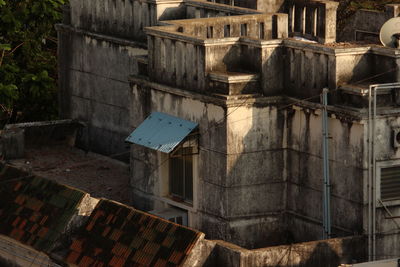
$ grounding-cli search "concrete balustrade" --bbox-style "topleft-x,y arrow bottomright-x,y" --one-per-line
170,14 -> 288,39
186,0 -> 262,19
69,0 -> 186,41
145,13 -> 288,92
287,0 -> 338,43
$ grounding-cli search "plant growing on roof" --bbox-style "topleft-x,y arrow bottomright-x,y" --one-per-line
0,0 -> 67,126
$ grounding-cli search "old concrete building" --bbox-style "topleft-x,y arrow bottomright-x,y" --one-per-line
57,0 -> 400,261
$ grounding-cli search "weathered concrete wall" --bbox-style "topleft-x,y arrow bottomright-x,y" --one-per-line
259,41 -> 285,95
338,4 -> 400,43
346,258 -> 400,267
256,0 -> 285,13
4,119 -> 83,148
186,0 -> 262,19
283,41 -> 400,98
286,105 -> 364,242
69,0 -> 185,41
127,75 -> 371,249
287,0 -> 338,43
57,26 -> 147,156
366,114 -> 400,260
183,238 -> 217,266
208,236 -> 366,267
225,104 -> 287,248
147,35 -> 207,92
128,77 -> 228,228
0,236 -> 61,267
284,41 -> 334,97
216,0 -> 284,13
0,128 -> 24,159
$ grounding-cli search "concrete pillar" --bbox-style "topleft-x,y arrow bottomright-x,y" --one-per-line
275,13 -> 288,39
0,128 -> 24,160
318,1 -> 339,43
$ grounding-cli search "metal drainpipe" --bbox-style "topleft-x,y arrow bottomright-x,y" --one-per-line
373,85 -> 377,261
368,84 -> 372,261
322,88 -> 331,239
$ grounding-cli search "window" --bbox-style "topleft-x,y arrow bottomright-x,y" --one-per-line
240,23 -> 247,36
259,22 -> 265,39
207,26 -> 214,38
169,146 -> 193,204
224,24 -> 231,37
380,166 -> 400,201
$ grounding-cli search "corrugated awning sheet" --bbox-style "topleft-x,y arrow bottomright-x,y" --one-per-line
125,112 -> 198,153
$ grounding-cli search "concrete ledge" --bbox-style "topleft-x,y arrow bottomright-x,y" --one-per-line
0,235 -> 60,267
339,84 -> 391,96
55,24 -> 147,49
209,71 -> 260,95
185,0 -> 262,15
209,71 -> 259,83
4,119 -> 84,152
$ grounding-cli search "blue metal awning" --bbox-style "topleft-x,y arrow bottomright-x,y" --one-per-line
125,112 -> 198,153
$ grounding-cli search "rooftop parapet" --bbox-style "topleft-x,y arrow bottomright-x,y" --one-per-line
68,0 -> 186,41
145,13 -> 288,93
208,0 -> 286,13
287,0 -> 339,43
186,0 -> 262,19
66,0 -> 338,44
164,13 -> 288,39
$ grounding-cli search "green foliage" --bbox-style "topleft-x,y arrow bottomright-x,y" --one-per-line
347,0 -> 400,11
0,0 -> 66,126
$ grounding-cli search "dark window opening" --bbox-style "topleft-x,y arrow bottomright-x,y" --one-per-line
240,23 -> 247,36
207,26 -> 214,38
170,147 -> 193,203
259,22 -> 265,39
224,24 -> 231,37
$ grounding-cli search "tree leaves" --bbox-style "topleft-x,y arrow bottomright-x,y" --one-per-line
0,44 -> 11,51
0,0 -> 66,125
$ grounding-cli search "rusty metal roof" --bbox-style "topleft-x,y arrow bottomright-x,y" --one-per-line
125,112 -> 198,153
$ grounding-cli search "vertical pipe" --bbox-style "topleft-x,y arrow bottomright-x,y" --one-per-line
322,88 -> 331,239
368,85 -> 372,261
372,87 -> 377,260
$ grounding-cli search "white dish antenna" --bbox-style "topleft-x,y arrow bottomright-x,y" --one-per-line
380,17 -> 400,48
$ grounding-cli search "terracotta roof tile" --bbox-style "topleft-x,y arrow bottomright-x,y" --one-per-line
79,255 -> 95,267
64,199 -> 202,267
66,251 -> 81,264
0,163 -> 86,252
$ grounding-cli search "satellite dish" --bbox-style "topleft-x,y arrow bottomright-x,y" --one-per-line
380,17 -> 400,48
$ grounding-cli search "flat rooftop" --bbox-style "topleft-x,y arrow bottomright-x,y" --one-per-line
6,144 -> 131,205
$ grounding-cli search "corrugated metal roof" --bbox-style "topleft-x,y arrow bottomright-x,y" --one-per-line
125,112 -> 198,153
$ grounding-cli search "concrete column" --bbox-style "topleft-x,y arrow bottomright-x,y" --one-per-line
288,3 -> 294,32
195,9 -> 201,18
148,36 -> 155,79
133,1 -> 141,36
312,7 -> 317,37
275,13 -> 288,39
176,41 -> 185,87
318,1 -> 339,43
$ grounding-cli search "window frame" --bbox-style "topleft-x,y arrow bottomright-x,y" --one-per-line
377,160 -> 400,206
169,146 -> 194,204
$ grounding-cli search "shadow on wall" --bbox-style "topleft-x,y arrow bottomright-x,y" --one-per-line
158,5 -> 187,21
215,103 -> 287,249
302,242 -> 340,267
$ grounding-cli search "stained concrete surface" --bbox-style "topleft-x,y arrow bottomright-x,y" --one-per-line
7,145 -> 131,205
